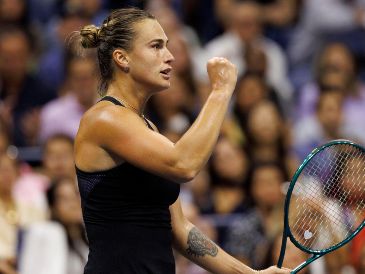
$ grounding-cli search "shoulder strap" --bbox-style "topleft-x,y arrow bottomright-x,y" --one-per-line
99,96 -> 125,107
99,96 -> 155,131
143,118 -> 154,131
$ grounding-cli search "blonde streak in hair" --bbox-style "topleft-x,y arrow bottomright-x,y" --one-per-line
66,31 -> 86,57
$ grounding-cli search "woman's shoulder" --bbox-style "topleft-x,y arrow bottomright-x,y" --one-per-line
76,102 -> 130,140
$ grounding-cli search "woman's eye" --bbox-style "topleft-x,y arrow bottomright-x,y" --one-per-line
152,44 -> 162,49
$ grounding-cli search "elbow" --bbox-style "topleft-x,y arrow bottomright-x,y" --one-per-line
172,162 -> 199,183
179,169 -> 198,183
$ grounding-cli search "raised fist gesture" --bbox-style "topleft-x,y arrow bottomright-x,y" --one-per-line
207,57 -> 238,94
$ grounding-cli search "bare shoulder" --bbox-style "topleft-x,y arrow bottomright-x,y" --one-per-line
77,103 -> 134,141
74,103 -> 139,170
75,101 -> 151,153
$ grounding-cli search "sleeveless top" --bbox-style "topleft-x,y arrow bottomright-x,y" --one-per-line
76,96 -> 180,274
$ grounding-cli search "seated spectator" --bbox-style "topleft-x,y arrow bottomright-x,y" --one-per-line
40,134 -> 75,182
195,1 -> 292,106
296,43 -> 365,121
148,75 -> 193,140
0,26 -> 55,147
293,88 -> 362,160
39,54 -> 98,142
37,11 -> 90,93
289,0 -> 365,75
244,100 -> 298,176
233,72 -> 282,134
202,136 -> 250,246
224,161 -> 286,268
19,177 -> 88,274
0,153 -> 45,274
13,134 -> 76,229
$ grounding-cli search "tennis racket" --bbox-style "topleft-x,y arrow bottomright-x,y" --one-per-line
277,139 -> 365,273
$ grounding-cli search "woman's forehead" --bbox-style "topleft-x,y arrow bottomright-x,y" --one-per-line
134,19 -> 168,43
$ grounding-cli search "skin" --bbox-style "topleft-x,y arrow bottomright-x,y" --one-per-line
74,18 -> 290,274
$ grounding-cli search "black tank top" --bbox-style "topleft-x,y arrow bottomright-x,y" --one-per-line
76,96 -> 180,274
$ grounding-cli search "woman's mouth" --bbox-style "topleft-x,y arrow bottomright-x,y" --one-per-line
160,68 -> 172,79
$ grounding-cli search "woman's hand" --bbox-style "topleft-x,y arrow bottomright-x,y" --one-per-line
207,57 -> 237,94
255,266 -> 291,274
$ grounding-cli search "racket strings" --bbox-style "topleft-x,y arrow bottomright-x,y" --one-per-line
289,144 -> 365,251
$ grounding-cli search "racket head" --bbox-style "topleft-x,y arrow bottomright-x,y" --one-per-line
283,139 -> 365,255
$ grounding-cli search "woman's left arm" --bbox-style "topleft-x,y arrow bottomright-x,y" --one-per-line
170,197 -> 256,274
170,198 -> 291,274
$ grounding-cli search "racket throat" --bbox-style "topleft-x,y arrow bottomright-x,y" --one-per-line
277,233 -> 288,268
291,254 -> 323,274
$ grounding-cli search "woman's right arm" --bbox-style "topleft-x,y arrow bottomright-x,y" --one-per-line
81,57 -> 237,183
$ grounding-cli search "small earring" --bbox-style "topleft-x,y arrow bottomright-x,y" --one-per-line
122,67 -> 129,73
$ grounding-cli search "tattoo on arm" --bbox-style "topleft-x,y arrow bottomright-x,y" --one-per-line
186,227 -> 218,257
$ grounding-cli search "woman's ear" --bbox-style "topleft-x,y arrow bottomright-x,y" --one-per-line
112,49 -> 130,73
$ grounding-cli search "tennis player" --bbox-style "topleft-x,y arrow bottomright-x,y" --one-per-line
74,7 -> 291,274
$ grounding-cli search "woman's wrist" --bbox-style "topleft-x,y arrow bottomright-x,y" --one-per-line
209,89 -> 232,102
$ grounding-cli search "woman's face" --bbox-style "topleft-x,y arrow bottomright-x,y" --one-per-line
322,44 -> 354,76
43,138 -> 75,181
236,76 -> 266,112
53,179 -> 82,225
248,102 -> 282,144
251,165 -> 283,208
127,19 -> 175,92
212,138 -> 248,183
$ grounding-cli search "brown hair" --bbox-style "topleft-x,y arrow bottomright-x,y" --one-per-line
78,8 -> 155,95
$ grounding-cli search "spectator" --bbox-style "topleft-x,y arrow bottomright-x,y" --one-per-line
202,136 -> 249,246
0,27 -> 54,147
288,0 -> 365,89
233,72 -> 282,135
296,43 -> 365,144
40,134 -> 75,183
38,12 -> 90,93
0,153 -> 44,273
148,75 -> 193,140
289,0 -> 365,67
19,177 -> 88,274
245,100 -> 298,176
39,54 -> 98,142
224,161 -> 286,268
195,1 -> 292,106
293,89 -> 349,160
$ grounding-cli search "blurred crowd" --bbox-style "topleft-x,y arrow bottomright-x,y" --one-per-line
0,0 -> 365,273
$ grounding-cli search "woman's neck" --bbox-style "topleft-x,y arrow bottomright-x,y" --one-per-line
107,77 -> 150,116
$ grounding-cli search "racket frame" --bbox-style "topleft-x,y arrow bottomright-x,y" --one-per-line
277,139 -> 365,273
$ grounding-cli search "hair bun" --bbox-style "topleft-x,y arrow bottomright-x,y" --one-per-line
80,25 -> 100,48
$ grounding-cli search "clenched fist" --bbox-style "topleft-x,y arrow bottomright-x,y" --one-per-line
207,57 -> 238,94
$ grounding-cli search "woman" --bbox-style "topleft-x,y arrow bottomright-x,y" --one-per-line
74,7 -> 290,274
19,177 -> 88,274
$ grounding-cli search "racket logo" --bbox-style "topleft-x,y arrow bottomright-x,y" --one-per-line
303,230 -> 313,240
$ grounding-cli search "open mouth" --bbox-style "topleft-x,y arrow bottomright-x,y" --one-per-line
160,68 -> 172,79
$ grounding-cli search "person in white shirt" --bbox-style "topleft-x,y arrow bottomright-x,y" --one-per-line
193,1 -> 292,109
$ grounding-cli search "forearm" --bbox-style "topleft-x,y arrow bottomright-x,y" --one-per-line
173,223 -> 255,274
174,91 -> 231,177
